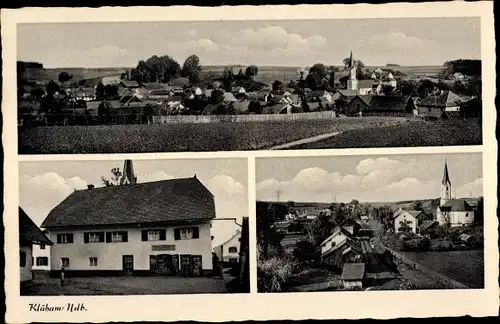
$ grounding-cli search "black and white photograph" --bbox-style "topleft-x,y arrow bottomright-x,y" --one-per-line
16,17 -> 482,154
256,153 -> 484,292
19,158 -> 250,295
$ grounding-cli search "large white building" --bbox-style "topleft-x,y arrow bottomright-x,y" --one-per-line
213,230 -> 241,265
41,162 -> 216,277
436,160 -> 475,227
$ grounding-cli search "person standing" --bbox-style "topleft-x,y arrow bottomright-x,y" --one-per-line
60,266 -> 65,287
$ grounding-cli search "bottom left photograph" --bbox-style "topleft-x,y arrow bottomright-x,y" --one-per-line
18,157 -> 250,295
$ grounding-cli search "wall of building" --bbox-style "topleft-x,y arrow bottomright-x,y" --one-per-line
20,245 -> 33,282
47,222 -> 213,272
320,232 -> 348,255
222,234 -> 240,263
437,210 -> 474,227
32,244 -> 51,271
394,213 -> 417,233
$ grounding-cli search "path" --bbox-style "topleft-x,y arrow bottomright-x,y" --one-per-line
268,131 -> 341,150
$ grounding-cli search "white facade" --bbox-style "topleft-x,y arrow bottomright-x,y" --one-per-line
437,209 -> 474,227
394,211 -> 418,233
213,231 -> 241,263
47,221 -> 213,272
20,246 -> 33,282
320,229 -> 350,255
32,243 -> 51,271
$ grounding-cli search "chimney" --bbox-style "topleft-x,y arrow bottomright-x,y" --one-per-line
87,184 -> 95,190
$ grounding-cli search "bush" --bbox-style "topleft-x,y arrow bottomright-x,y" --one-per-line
257,256 -> 296,292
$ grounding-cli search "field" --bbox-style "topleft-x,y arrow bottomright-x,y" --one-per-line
400,250 -> 484,288
18,117 -> 410,154
23,67 -> 128,83
292,118 -> 482,150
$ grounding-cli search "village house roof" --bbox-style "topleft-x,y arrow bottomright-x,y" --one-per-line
223,92 -> 237,103
364,263 -> 395,280
393,209 -> 425,220
440,199 -> 474,212
119,80 -> 140,88
366,95 -> 412,112
341,263 -> 366,281
202,103 -> 221,115
214,230 -> 241,250
148,89 -> 171,97
417,90 -> 464,107
419,220 -> 437,233
336,89 -> 359,98
232,99 -> 251,114
358,80 -> 374,89
142,83 -> 169,90
262,103 -> 288,114
19,207 -> 52,246
42,177 -> 215,229
170,77 -> 190,88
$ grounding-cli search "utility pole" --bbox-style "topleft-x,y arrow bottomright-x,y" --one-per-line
276,189 -> 281,202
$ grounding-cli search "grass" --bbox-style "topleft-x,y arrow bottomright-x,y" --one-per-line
292,118 -> 482,149
19,117 -> 410,154
400,250 -> 484,288
257,256 -> 296,292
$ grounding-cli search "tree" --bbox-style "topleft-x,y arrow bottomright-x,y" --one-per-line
104,84 -> 118,98
210,89 -> 225,104
58,72 -> 73,86
237,69 -> 245,78
46,80 -> 60,95
30,87 -> 45,100
182,54 -> 202,85
328,70 -> 336,90
130,55 -> 181,83
272,80 -> 284,92
245,65 -> 259,77
412,201 -> 423,211
417,79 -> 437,99
381,84 -> 395,96
256,202 -> 286,258
305,72 -> 322,91
309,63 -> 327,79
222,66 -> 234,91
102,167 -> 123,187
293,239 -> 319,267
343,58 -> 364,71
95,82 -> 105,100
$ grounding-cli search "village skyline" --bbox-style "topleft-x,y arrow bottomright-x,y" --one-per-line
17,17 -> 481,68
256,153 -> 483,204
19,159 -> 248,247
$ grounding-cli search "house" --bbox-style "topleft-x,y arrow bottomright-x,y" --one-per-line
341,263 -> 365,288
343,95 -> 372,116
460,97 -> 482,119
262,103 -> 289,114
101,75 -> 122,86
418,220 -> 438,236
72,87 -> 96,101
360,214 -> 369,222
320,226 -> 356,256
223,92 -> 237,104
393,209 -> 427,234
321,236 -> 364,272
417,90 -> 464,117
363,95 -> 415,116
231,99 -> 251,114
307,90 -> 333,104
19,207 -> 53,282
213,230 -> 241,265
436,160 -> 475,227
232,86 -> 246,95
41,167 -> 216,277
357,80 -> 374,95
32,228 -> 51,273
147,88 -> 172,100
170,77 -> 190,88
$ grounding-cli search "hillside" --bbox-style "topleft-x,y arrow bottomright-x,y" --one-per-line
21,67 -> 128,83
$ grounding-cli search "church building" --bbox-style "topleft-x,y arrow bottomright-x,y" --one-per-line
436,160 -> 475,227
346,51 -> 374,95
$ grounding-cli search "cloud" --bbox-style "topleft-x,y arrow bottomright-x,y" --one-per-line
256,157 -> 461,203
455,178 -> 483,198
19,173 -> 88,226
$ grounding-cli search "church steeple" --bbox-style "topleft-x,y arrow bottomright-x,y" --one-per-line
120,159 -> 137,185
347,50 -> 358,91
440,159 -> 452,206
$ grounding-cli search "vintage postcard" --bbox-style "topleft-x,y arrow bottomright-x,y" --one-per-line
2,2 -> 498,323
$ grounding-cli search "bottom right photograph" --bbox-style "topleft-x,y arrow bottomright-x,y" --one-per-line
256,152 -> 484,292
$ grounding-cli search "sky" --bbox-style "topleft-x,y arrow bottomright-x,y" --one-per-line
19,158 -> 248,247
256,153 -> 483,203
17,17 -> 481,68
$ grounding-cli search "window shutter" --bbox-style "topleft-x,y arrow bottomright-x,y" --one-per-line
193,227 -> 199,239
141,230 -> 148,241
159,229 -> 166,241
57,234 -> 61,244
174,229 -> 180,240
83,233 -> 89,244
106,232 -> 112,243
68,234 -> 74,243
122,231 -> 128,242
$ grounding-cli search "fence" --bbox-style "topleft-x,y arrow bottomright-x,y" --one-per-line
152,111 -> 337,124
387,248 -> 469,289
362,112 -> 414,117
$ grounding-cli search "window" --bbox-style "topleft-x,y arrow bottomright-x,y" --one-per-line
20,251 -> 26,267
466,213 -> 469,217
40,244 -> 46,250
57,233 -> 74,244
141,229 -> 166,241
84,232 -> 105,243
36,257 -> 49,266
61,258 -> 70,268
174,227 -> 200,240
89,257 -> 98,267
106,231 -> 128,243
228,247 -> 238,253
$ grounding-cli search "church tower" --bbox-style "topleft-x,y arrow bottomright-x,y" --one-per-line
120,159 -> 137,185
347,51 -> 358,91
440,159 -> 452,206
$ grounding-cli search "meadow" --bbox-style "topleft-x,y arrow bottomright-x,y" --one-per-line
400,250 -> 484,288
18,117 -> 410,154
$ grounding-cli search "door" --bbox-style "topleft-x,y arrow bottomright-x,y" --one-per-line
180,255 -> 192,277
122,255 -> 134,276
172,255 -> 179,276
191,255 -> 202,277
149,255 -> 157,274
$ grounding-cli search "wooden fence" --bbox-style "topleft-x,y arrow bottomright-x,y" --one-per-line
152,111 -> 337,124
363,112 -> 414,117
387,248 -> 469,289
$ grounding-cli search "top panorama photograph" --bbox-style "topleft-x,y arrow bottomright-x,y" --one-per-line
17,18 -> 482,154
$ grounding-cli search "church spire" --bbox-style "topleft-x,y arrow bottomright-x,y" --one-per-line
349,50 -> 354,69
120,159 -> 137,185
442,158 -> 451,186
